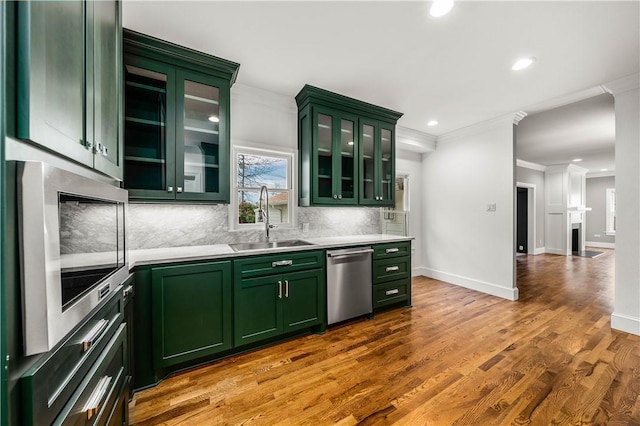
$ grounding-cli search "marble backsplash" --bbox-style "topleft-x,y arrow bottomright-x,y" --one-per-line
126,204 -> 382,250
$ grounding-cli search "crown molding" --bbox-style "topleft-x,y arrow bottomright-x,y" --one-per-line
586,170 -> 615,179
513,111 -> 527,125
437,112 -> 518,145
601,73 -> 640,96
545,163 -> 589,175
522,85 -> 608,116
396,126 -> 437,153
516,159 -> 546,172
231,83 -> 297,115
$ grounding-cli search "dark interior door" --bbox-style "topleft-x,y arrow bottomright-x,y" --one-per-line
517,188 -> 528,254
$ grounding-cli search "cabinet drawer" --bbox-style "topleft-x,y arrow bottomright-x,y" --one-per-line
374,279 -> 410,308
234,250 -> 324,279
373,257 -> 410,284
55,324 -> 128,426
373,241 -> 411,260
21,289 -> 124,426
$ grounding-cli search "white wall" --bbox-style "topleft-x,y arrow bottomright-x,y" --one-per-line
607,76 -> 640,336
585,175 -> 615,247
420,116 -> 518,300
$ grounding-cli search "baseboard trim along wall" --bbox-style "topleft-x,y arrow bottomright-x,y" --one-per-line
415,267 -> 519,301
585,241 -> 616,249
611,312 -> 640,336
533,247 -> 546,255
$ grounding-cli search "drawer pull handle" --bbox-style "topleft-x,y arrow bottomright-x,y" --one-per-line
272,260 -> 293,267
386,266 -> 400,272
278,281 -> 283,299
285,280 -> 289,298
123,285 -> 134,299
83,375 -> 112,420
386,248 -> 399,254
386,289 -> 400,296
81,319 -> 109,352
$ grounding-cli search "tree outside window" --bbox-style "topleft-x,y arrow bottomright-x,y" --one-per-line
235,150 -> 292,227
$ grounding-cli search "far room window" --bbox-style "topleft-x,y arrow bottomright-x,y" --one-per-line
606,188 -> 616,236
232,147 -> 294,229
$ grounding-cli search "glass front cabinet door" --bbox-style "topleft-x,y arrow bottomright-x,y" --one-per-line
296,85 -> 402,207
123,29 -> 239,203
312,108 -> 358,204
359,120 -> 396,206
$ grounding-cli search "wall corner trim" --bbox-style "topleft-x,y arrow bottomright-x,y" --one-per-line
422,268 -> 519,301
611,312 -> 640,336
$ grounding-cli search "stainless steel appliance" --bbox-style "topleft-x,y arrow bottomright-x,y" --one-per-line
326,247 -> 373,324
18,161 -> 129,355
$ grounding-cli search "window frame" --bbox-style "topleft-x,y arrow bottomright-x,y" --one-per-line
229,145 -> 296,231
605,187 -> 616,236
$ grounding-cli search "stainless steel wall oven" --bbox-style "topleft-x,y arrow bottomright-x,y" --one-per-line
18,161 -> 129,356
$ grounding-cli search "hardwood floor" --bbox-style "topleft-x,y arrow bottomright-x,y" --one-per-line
129,250 -> 640,425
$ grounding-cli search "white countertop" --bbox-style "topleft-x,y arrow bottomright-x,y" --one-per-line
129,234 -> 413,268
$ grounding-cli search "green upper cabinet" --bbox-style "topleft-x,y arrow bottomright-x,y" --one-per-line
123,29 -> 239,203
17,0 -> 123,180
296,85 -> 403,207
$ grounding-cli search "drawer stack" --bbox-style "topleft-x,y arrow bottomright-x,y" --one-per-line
372,241 -> 412,309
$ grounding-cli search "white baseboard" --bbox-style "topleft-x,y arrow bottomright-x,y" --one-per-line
533,247 -> 546,255
545,248 -> 567,255
419,267 -> 519,301
611,312 -> 640,336
412,267 -> 426,277
585,241 -> 616,249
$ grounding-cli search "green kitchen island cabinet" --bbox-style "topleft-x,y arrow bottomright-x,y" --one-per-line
233,251 -> 326,347
151,261 -> 233,369
123,29 -> 240,203
296,85 -> 403,207
17,0 -> 123,179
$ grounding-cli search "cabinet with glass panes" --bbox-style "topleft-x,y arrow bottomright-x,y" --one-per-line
123,29 -> 239,202
296,85 -> 402,207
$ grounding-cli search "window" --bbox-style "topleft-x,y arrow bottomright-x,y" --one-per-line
231,146 -> 294,229
606,188 -> 616,236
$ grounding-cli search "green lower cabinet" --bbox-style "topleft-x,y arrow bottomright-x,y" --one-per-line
152,261 -> 232,368
234,269 -> 324,347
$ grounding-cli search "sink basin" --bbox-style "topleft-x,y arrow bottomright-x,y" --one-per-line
229,239 -> 314,252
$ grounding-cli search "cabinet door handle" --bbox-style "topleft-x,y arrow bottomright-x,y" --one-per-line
167,186 -> 174,192
278,281 -> 283,299
285,280 -> 289,298
81,319 -> 110,352
338,194 -> 342,199
177,187 -> 183,193
385,266 -> 400,272
333,194 -> 338,199
272,260 -> 293,267
83,375 -> 112,420
386,248 -> 399,254
385,288 -> 400,296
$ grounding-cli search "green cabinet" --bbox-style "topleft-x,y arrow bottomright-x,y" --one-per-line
234,251 -> 325,346
372,241 -> 412,309
123,29 -> 240,203
296,85 -> 403,207
151,261 -> 232,368
17,0 -> 123,179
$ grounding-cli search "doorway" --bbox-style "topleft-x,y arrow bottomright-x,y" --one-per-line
517,188 -> 528,254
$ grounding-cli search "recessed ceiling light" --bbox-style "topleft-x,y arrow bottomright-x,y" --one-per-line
600,168 -> 608,172
427,120 -> 438,127
430,0 -> 454,17
512,57 -> 536,71
573,158 -> 583,162
208,115 -> 220,123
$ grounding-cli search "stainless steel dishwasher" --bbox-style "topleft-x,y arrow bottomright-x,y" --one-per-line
326,246 -> 373,325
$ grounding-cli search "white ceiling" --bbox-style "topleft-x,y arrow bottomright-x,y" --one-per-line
517,93 -> 615,174
122,1 -> 639,167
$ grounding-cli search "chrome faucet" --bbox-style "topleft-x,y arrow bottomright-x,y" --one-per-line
258,185 -> 276,241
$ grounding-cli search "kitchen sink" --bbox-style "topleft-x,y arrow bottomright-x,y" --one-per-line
229,239 -> 314,252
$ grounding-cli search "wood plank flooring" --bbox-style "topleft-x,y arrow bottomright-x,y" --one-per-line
129,250 -> 640,425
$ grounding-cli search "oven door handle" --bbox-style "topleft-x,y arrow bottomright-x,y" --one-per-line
81,319 -> 110,352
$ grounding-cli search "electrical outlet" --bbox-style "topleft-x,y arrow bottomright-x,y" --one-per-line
519,245 -> 524,250
594,233 -> 601,238
486,203 -> 497,212
302,222 -> 309,233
